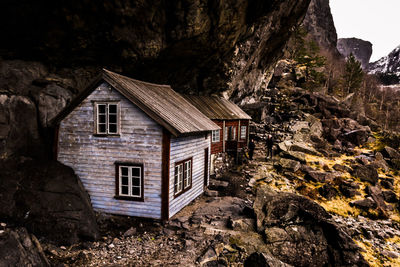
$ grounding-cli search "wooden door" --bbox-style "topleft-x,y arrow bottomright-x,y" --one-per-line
204,148 -> 209,187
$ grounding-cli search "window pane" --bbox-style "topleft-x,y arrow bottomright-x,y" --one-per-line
174,183 -> 179,193
109,104 -> 117,114
109,114 -> 117,123
121,185 -> 129,195
121,167 -> 128,176
121,176 -> 129,186
108,123 -> 117,133
99,114 -> 106,123
175,164 -> 184,194
98,104 -> 106,114
132,177 -> 140,186
132,187 -> 140,197
131,167 -> 140,177
212,130 -> 220,142
241,126 -> 246,139
98,124 -> 106,133
178,180 -> 182,192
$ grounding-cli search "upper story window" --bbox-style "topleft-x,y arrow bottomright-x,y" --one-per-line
95,102 -> 119,135
240,126 -> 247,140
174,158 -> 192,197
212,130 -> 220,143
115,163 -> 144,201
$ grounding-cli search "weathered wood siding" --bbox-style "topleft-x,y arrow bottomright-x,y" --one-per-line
169,134 -> 210,218
57,82 -> 164,219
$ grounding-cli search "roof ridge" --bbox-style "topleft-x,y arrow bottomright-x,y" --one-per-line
102,68 -> 171,88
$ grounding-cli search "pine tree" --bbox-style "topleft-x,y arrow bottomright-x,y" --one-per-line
342,53 -> 364,95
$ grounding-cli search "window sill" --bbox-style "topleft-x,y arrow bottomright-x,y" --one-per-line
174,185 -> 192,199
93,134 -> 121,137
114,195 -> 144,202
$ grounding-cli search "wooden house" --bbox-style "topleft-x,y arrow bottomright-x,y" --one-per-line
183,95 -> 251,157
51,69 -> 220,220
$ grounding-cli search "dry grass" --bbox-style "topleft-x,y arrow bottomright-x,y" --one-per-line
305,153 -> 355,172
386,236 -> 400,245
354,238 -> 400,267
355,240 -> 384,267
319,196 -> 362,217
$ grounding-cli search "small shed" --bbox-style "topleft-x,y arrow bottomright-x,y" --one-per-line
52,69 -> 220,220
183,95 -> 252,157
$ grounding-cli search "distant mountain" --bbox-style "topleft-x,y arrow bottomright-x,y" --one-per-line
302,0 -> 338,52
337,38 -> 372,70
369,45 -> 400,85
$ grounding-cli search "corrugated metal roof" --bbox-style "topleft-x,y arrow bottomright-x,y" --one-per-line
52,69 -> 220,136
183,95 -> 252,120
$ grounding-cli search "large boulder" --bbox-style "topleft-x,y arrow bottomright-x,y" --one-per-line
36,84 -> 73,128
0,227 -> 49,267
290,142 -> 320,156
322,118 -> 371,146
304,171 -> 336,183
0,157 -> 100,245
278,158 -> 301,172
352,165 -> 379,184
253,186 -> 368,267
244,252 -> 292,267
381,146 -> 400,159
0,95 -> 42,157
366,185 -> 389,213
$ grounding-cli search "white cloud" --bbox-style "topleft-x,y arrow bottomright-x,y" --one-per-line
330,0 -> 400,62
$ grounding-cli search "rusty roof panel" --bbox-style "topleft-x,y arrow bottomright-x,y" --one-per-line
182,95 -> 252,120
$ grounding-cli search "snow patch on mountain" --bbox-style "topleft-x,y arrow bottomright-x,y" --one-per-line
369,45 -> 400,85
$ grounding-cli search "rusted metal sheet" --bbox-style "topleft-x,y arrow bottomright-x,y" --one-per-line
168,134 -> 210,218
58,83 -> 164,219
52,69 -> 220,136
183,95 -> 252,120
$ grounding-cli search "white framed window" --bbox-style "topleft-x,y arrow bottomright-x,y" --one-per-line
116,164 -> 143,201
174,158 -> 192,197
240,126 -> 247,140
95,102 -> 119,135
184,160 -> 191,188
212,130 -> 220,143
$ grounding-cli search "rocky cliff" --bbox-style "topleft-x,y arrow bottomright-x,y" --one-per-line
369,45 -> 400,85
302,0 -> 338,52
0,0 -> 311,98
337,38 -> 373,69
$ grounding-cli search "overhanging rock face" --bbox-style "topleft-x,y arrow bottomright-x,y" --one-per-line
0,0 -> 311,97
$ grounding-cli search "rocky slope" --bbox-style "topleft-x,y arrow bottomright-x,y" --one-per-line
302,0 -> 338,52
337,38 -> 373,69
369,45 -> 400,85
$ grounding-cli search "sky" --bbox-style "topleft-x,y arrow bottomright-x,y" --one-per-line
330,0 -> 400,62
